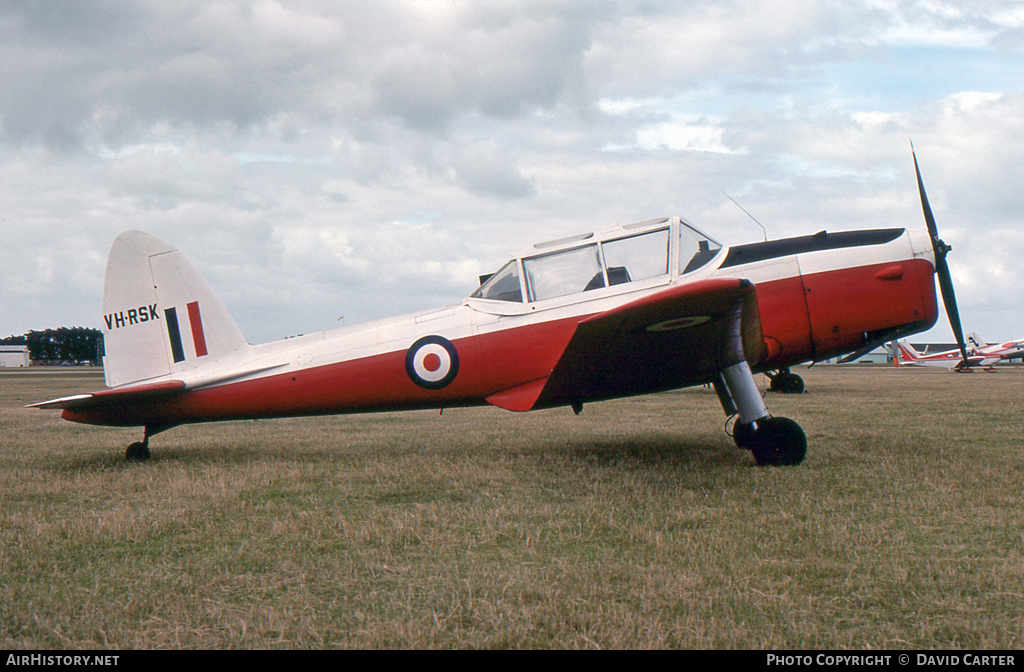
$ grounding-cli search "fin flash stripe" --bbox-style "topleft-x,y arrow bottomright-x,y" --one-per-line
187,301 -> 208,357
165,308 -> 186,363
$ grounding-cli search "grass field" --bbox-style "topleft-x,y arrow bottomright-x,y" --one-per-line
2,365 -> 1023,649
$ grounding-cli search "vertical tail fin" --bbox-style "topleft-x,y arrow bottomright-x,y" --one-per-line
102,231 -> 249,388
895,340 -> 920,363
966,332 -> 985,351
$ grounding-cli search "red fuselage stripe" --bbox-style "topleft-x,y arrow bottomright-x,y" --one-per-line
187,301 -> 208,357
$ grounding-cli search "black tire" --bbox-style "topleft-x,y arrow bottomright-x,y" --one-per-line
125,442 -> 151,462
732,420 -> 756,450
750,417 -> 807,466
770,372 -> 805,394
783,374 -> 805,394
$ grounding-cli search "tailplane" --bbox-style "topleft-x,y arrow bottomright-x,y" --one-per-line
101,231 -> 249,388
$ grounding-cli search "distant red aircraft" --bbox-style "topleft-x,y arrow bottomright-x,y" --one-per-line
892,340 -> 989,370
30,148 -> 966,466
891,332 -> 1023,371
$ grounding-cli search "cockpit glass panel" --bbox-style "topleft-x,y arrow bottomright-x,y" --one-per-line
601,229 -> 669,285
524,244 -> 604,302
680,222 -> 722,274
470,260 -> 522,302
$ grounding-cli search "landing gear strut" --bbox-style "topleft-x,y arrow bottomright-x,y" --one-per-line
714,361 -> 807,466
766,367 -> 804,394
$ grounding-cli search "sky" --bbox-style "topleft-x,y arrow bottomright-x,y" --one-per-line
2,0 -> 1023,346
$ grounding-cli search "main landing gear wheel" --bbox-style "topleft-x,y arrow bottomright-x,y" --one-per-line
125,441 -> 151,462
768,369 -> 804,394
717,362 -> 807,466
742,417 -> 806,466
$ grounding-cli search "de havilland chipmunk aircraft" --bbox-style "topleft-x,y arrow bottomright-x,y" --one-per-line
30,150 -> 968,466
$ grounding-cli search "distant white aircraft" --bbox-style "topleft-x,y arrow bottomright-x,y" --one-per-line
966,333 -> 1024,362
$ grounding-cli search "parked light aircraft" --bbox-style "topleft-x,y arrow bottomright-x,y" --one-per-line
891,332 -> 1023,371
891,341 -> 991,370
30,149 -> 966,466
967,333 -> 1024,361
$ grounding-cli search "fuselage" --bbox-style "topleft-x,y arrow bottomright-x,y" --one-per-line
63,218 -> 939,428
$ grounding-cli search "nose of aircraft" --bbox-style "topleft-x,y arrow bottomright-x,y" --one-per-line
907,228 -> 937,266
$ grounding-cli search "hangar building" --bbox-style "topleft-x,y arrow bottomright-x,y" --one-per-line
0,345 -> 30,367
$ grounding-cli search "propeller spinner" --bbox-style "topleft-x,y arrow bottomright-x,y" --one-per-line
911,142 -> 969,367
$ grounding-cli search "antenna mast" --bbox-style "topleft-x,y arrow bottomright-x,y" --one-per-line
723,192 -> 767,242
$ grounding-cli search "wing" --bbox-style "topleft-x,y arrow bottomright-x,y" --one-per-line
486,278 -> 766,411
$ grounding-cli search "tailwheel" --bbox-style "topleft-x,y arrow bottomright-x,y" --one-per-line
124,424 -> 174,462
749,417 -> 806,466
125,441 -> 151,462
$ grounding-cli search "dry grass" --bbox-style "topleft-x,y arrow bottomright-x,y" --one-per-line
2,365 -> 1023,649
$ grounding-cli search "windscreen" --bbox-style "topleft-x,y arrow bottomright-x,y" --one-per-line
680,222 -> 722,274
470,260 -> 523,302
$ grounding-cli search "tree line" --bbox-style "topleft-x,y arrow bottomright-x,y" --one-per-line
1,328 -> 103,365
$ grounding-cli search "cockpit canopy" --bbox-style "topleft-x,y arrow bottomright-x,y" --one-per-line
470,217 -> 721,303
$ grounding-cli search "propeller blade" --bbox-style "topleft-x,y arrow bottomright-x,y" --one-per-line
912,142 -> 939,242
936,254 -> 968,363
911,141 -> 969,364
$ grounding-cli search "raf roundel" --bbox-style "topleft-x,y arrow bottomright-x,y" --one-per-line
405,335 -> 460,389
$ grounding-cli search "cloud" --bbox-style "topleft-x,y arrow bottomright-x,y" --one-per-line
450,142 -> 535,199
1,0 -> 1023,343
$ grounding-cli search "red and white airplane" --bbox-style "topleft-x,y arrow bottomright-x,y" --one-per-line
30,149 -> 967,466
891,332 -> 1023,371
967,333 -> 1024,362
891,340 -> 991,370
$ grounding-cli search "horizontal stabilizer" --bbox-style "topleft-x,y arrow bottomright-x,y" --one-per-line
25,361 -> 288,414
26,380 -> 186,411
